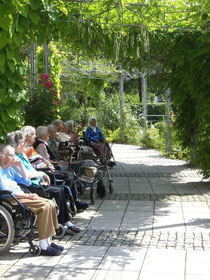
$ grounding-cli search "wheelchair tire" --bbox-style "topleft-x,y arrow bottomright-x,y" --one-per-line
29,245 -> 41,256
90,189 -> 96,204
53,224 -> 65,239
109,182 -> 114,194
0,205 -> 15,254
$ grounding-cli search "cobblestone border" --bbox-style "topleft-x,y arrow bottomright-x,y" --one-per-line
63,229 -> 210,251
109,172 -> 204,178
82,192 -> 210,202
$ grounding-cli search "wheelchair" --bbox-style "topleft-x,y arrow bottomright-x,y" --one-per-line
34,167 -> 77,217
63,138 -> 115,203
0,189 -> 65,254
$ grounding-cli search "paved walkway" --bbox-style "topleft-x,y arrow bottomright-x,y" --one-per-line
1,144 -> 210,280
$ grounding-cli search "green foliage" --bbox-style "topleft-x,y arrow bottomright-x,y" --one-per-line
168,32 -> 210,178
24,73 -> 61,126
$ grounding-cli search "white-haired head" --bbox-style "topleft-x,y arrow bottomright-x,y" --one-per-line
36,126 -> 48,138
88,116 -> 96,125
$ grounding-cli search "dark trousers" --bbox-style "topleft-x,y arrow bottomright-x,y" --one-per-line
53,171 -> 78,201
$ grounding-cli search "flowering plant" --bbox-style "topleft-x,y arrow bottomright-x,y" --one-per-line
24,74 -> 63,126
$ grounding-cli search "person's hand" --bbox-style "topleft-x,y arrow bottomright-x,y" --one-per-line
76,122 -> 82,132
42,174 -> 50,186
26,193 -> 39,200
12,156 -> 23,167
46,161 -> 55,170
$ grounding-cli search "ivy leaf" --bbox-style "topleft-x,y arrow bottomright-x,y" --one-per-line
18,3 -> 29,18
30,0 -> 41,10
0,110 -> 9,122
0,88 -> 6,99
29,10 -> 40,25
14,33 -> 23,47
0,51 -> 6,67
6,119 -> 17,131
0,31 -> 7,49
0,10 -> 13,32
8,88 -> 27,102
8,60 -> 15,73
6,47 -> 15,59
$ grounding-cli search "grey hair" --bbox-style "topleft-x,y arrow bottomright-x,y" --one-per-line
48,124 -> 57,132
6,130 -> 25,148
65,120 -> 74,128
0,144 -> 14,157
36,126 -> 48,138
88,116 -> 96,124
52,119 -> 63,127
21,126 -> 36,137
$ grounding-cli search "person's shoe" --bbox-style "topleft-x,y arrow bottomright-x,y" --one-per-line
40,246 -> 61,256
108,161 -> 116,167
75,200 -> 89,210
65,228 -> 75,235
68,225 -> 81,233
51,242 -> 64,252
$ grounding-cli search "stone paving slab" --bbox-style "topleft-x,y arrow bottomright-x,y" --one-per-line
0,144 -> 210,280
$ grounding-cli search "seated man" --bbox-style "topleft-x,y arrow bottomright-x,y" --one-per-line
0,144 -> 63,256
85,116 -> 113,161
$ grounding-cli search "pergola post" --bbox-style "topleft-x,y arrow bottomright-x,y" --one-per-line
141,70 -> 147,139
165,88 -> 171,153
29,43 -> 37,96
43,42 -> 50,75
120,73 -> 124,135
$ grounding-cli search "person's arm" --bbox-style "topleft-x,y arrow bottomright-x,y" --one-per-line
36,143 -> 50,160
15,192 -> 39,200
12,156 -> 29,180
97,128 -> 106,142
70,123 -> 82,142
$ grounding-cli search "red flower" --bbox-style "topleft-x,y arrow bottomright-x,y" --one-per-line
170,112 -> 173,116
38,80 -> 42,84
40,73 -> 50,81
44,81 -> 53,88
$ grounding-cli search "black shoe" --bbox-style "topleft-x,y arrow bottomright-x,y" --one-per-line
68,226 -> 81,233
108,161 -> 116,167
75,200 -> 89,210
51,242 -> 64,252
40,246 -> 61,256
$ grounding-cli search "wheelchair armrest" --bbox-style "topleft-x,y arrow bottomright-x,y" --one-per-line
36,167 -> 52,172
0,190 -> 12,195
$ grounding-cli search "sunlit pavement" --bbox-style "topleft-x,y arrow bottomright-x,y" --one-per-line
1,144 -> 210,280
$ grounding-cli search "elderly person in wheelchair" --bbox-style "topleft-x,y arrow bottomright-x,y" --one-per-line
0,144 -> 64,256
6,130 -> 81,235
85,116 -> 116,166
21,125 -> 88,213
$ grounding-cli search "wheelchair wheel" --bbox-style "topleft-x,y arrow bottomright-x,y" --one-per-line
0,206 -> 15,253
109,182 -> 114,193
29,245 -> 41,256
54,224 -> 65,239
90,189 -> 96,204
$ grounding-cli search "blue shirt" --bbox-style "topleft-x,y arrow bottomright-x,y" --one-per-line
0,166 -> 31,197
85,126 -> 105,143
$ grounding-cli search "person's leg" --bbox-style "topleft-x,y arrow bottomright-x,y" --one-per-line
17,197 -> 58,240
44,185 -> 71,224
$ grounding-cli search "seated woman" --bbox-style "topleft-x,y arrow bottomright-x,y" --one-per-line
21,125 -> 88,212
85,116 -> 113,161
0,144 -> 63,256
6,131 -> 81,235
